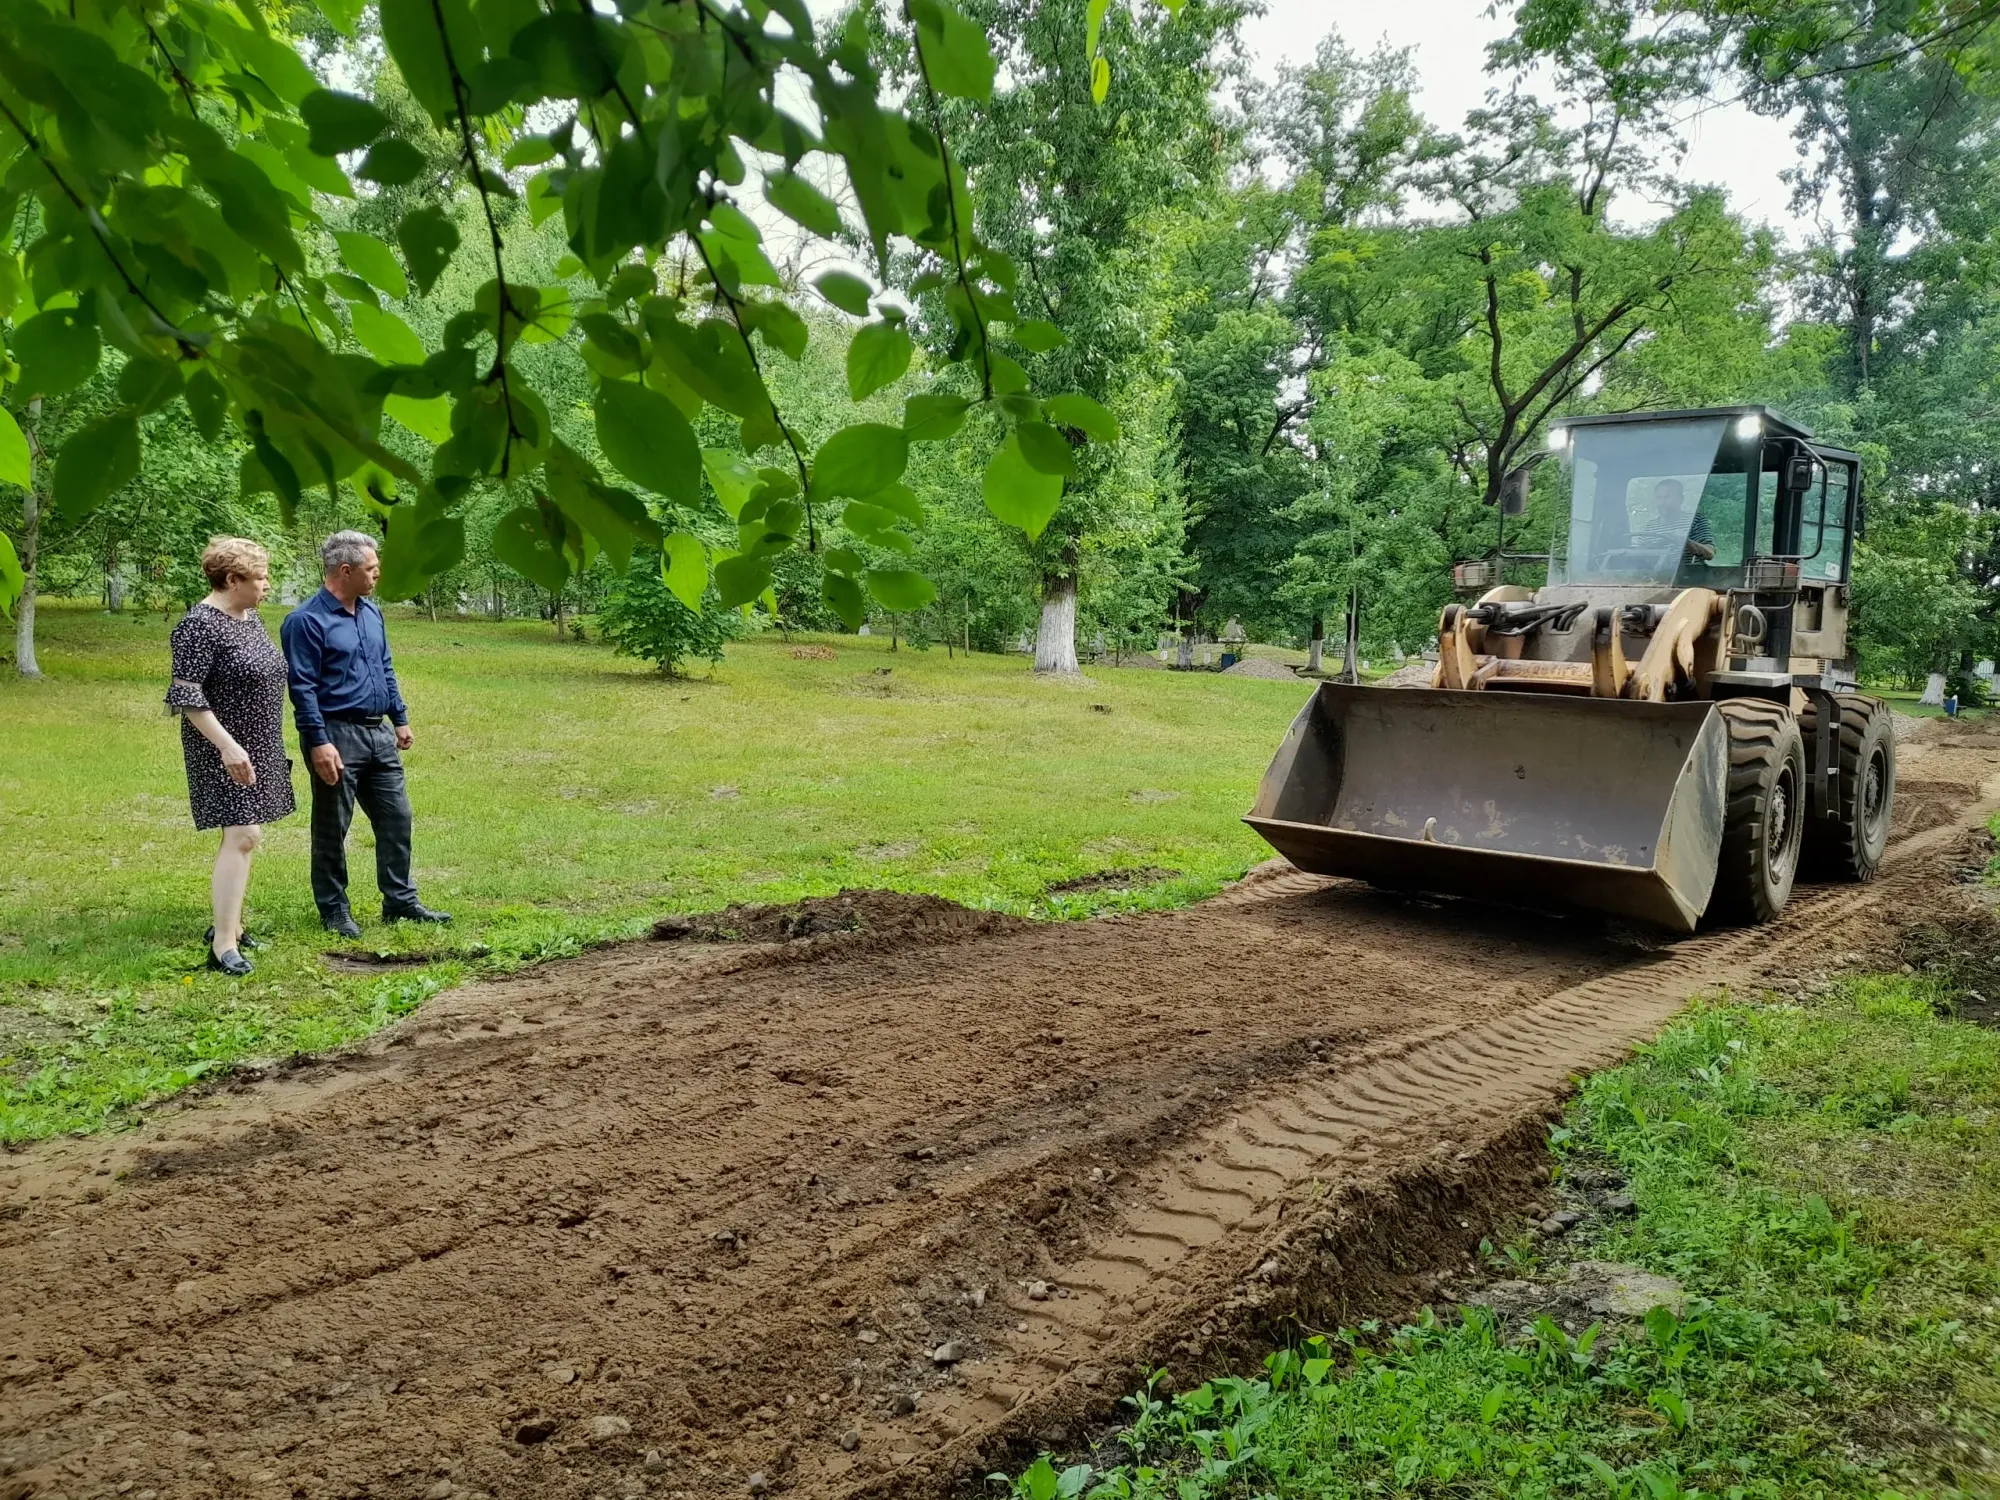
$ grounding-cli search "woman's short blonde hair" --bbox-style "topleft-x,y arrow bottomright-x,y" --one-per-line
201,536 -> 269,590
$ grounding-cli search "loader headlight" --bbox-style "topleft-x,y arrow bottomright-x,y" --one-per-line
1735,414 -> 1763,439
1546,427 -> 1569,451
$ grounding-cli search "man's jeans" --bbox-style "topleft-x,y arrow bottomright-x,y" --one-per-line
310,718 -> 419,919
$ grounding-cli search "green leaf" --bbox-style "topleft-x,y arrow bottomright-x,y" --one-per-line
336,231 -> 411,299
490,504 -> 570,591
185,370 -> 227,442
866,567 -> 935,612
379,0 -> 483,124
595,379 -> 702,504
1015,420 -> 1077,479
822,569 -> 865,629
661,532 -> 707,610
1043,392 -> 1121,443
1091,53 -> 1110,105
766,171 -> 842,238
714,552 -> 774,609
867,482 -> 923,525
814,271 -> 873,317
359,138 -> 428,186
117,356 -> 183,415
909,0 -> 996,101
379,505 -> 466,599
847,321 -> 913,401
0,531 -> 21,619
350,303 -> 427,365
398,206 -> 461,295
824,545 -> 866,577
13,307 -> 100,399
983,432 -> 1063,539
904,392 -> 971,443
812,423 -> 908,500
1086,0 -> 1109,56
301,89 -> 390,155
701,448 -> 758,519
1014,319 -> 1068,353
387,394 -> 453,443
53,414 -> 140,521
0,409 -> 31,490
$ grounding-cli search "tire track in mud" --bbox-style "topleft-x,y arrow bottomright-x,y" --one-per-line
1,734 -> 1993,1500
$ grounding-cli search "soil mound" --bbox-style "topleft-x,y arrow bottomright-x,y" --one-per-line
650,889 -> 1017,946
1221,657 -> 1303,681
1043,867 -> 1179,895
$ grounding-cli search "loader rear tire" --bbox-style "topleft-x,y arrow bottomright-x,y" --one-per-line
1802,694 -> 1895,882
1707,701 -> 1806,925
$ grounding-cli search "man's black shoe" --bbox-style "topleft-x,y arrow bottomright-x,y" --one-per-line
206,947 -> 254,977
206,925 -> 260,952
323,912 -> 364,939
383,901 -> 452,925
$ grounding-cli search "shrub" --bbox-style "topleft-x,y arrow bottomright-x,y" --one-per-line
597,555 -> 739,676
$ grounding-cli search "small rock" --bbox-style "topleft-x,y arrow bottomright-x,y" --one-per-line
713,1230 -> 739,1248
424,1482 -> 455,1500
1256,1258 -> 1280,1279
643,1449 -> 669,1473
544,1364 -> 577,1385
931,1340 -> 965,1365
747,1473 -> 770,1495
856,1328 -> 880,1345
967,1287 -> 986,1309
1551,1209 -> 1583,1228
1605,1192 -> 1637,1215
1026,1281 -> 1051,1301
515,1417 -> 559,1445
586,1414 -> 632,1440
1539,1217 -> 1567,1235
839,1429 -> 860,1452
888,1393 -> 917,1416
1015,1321 -> 1029,1333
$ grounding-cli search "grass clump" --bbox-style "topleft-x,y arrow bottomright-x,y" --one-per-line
997,981 -> 2000,1498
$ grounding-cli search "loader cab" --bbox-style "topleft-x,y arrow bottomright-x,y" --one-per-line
1548,408 -> 1858,595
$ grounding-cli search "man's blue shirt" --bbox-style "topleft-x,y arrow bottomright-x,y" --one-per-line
280,589 -> 408,749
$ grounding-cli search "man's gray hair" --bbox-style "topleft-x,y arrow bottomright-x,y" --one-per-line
322,530 -> 379,573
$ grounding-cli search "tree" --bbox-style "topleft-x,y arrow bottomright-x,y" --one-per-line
900,0 -> 1244,673
0,0 -> 1152,671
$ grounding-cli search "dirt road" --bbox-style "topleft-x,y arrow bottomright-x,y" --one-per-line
3,725 -> 1995,1500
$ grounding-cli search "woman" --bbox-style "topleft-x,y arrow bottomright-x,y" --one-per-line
166,538 -> 296,976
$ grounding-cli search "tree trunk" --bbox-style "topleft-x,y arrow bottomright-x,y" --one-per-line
1176,629 -> 1194,669
105,539 -> 123,613
1307,611 -> 1324,674
15,401 -> 43,679
1034,572 -> 1079,675
1342,598 -> 1359,682
1921,671 -> 1947,707
891,615 -> 899,652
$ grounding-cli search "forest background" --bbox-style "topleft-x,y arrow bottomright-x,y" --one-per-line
4,0 -> 1999,696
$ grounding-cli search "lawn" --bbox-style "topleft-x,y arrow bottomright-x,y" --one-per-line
0,601 -> 1310,1142
1000,976 -> 2000,1499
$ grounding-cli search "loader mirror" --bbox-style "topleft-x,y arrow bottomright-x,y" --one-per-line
1499,466 -> 1531,515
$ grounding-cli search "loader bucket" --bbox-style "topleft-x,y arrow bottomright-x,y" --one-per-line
1245,684 -> 1728,931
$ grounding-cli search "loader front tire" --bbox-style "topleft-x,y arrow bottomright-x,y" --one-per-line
1707,701 -> 1806,925
1802,694 -> 1896,882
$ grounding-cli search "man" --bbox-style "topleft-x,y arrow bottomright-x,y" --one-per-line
1651,478 -> 1716,561
281,531 -> 451,938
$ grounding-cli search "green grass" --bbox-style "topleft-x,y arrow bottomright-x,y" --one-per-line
0,601 -> 1310,1142
999,982 -> 2000,1499
1874,688 -> 1990,722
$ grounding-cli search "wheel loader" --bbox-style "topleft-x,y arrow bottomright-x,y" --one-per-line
1245,406 -> 1896,931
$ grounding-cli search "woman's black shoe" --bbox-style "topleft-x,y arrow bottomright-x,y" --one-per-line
205,925 -> 259,952
206,947 -> 254,977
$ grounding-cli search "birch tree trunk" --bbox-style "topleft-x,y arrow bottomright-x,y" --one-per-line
1033,572 -> 1079,675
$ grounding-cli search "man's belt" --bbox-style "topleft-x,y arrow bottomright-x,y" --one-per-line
325,711 -> 387,725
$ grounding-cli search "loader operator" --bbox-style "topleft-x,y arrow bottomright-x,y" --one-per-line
1635,478 -> 1717,562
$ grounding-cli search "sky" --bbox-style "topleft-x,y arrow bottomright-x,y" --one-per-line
1240,0 -> 1812,241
